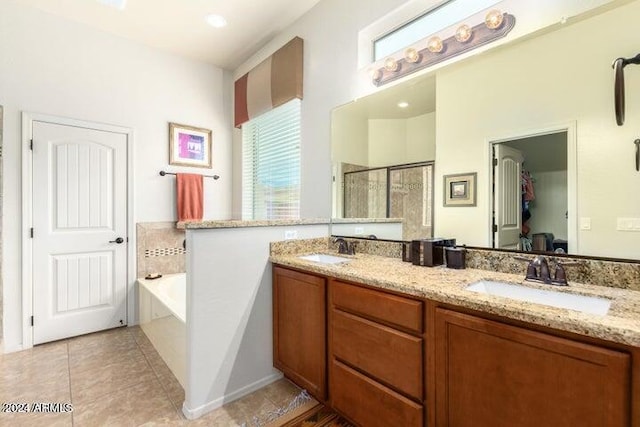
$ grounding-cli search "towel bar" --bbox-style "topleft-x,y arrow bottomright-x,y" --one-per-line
159,171 -> 220,180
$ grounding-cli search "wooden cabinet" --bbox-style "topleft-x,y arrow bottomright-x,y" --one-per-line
434,308 -> 631,427
273,264 -> 637,427
329,279 -> 424,427
273,266 -> 327,400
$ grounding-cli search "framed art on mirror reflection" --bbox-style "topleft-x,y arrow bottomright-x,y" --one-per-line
443,172 -> 476,207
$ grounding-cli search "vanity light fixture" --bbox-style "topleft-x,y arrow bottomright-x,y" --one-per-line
427,36 -> 444,53
370,68 -> 383,83
397,101 -> 410,108
206,14 -> 228,28
404,48 -> 421,63
384,57 -> 400,72
370,10 -> 516,86
455,24 -> 472,43
484,9 -> 504,30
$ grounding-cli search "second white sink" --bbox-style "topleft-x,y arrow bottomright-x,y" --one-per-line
466,280 -> 611,315
298,254 -> 351,265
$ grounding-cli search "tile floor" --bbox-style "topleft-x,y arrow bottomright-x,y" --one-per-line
0,326 -> 303,426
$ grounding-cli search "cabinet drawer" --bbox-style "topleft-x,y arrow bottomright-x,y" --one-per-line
332,309 -> 423,400
331,359 -> 423,427
331,280 -> 423,333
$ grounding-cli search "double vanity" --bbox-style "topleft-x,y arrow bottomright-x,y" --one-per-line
271,241 -> 640,427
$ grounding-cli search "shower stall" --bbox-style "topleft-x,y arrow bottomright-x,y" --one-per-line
343,162 -> 434,241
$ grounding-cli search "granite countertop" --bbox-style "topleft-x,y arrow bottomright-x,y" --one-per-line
178,218 -> 330,229
270,252 -> 640,347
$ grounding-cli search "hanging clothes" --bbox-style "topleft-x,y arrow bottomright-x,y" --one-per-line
521,169 -> 535,241
522,170 -> 535,202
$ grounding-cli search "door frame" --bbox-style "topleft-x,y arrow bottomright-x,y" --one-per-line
485,121 -> 577,254
21,112 -> 135,349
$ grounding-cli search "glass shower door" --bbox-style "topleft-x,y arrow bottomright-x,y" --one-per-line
343,168 -> 388,218
389,164 -> 433,240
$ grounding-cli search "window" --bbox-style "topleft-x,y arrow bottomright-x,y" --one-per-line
373,0 -> 501,61
242,99 -> 301,220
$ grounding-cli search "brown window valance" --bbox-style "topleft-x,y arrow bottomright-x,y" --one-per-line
234,37 -> 303,128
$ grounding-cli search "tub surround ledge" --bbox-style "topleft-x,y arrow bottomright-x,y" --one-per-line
331,217 -> 403,223
178,218 -> 330,230
270,250 -> 640,347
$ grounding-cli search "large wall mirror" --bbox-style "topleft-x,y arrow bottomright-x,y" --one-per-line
331,0 -> 640,261
0,105 -> 3,339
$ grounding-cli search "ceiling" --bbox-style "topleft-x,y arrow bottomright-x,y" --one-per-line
18,0 -> 323,70
345,75 -> 437,120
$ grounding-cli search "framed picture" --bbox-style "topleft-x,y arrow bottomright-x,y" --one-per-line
169,122 -> 212,168
443,172 -> 477,207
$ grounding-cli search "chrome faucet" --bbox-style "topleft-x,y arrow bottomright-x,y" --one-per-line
334,237 -> 356,255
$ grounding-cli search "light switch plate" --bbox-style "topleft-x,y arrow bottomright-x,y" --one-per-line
580,217 -> 591,231
617,218 -> 640,231
284,230 -> 298,240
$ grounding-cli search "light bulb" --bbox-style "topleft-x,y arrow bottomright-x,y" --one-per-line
455,24 -> 472,43
397,101 -> 409,108
485,10 -> 504,30
384,57 -> 399,72
427,36 -> 443,53
404,47 -> 420,63
370,68 -> 382,82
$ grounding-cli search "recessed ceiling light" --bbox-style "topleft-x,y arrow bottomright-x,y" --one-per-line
398,101 -> 409,108
96,0 -> 126,10
206,14 -> 228,28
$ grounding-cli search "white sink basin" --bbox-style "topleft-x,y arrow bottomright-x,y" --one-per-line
466,280 -> 611,315
298,254 -> 351,265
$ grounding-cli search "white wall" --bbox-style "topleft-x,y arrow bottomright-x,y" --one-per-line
331,221 -> 403,240
368,112 -> 436,167
407,112 -> 436,162
368,119 -> 407,167
0,1 -> 232,351
331,106 -> 369,167
528,171 -> 568,241
184,224 -> 329,419
434,0 -> 640,259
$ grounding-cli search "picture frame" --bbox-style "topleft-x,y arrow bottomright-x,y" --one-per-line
443,172 -> 477,207
169,122 -> 212,168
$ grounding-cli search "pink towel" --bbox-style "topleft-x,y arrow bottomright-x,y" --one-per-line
176,173 -> 203,221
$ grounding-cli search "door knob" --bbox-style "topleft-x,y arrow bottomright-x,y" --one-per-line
109,237 -> 124,244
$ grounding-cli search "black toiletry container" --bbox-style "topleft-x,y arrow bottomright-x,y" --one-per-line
445,247 -> 466,269
411,238 -> 445,267
402,242 -> 413,262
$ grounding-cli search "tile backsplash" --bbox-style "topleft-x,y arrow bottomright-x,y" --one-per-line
136,222 -> 185,278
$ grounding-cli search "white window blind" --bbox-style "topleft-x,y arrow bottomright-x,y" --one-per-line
242,99 -> 301,220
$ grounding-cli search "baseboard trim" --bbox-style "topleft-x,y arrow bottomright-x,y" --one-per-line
182,372 -> 284,420
1,341 -> 25,354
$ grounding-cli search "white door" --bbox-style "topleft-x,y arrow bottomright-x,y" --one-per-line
32,121 -> 128,344
494,144 -> 524,249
